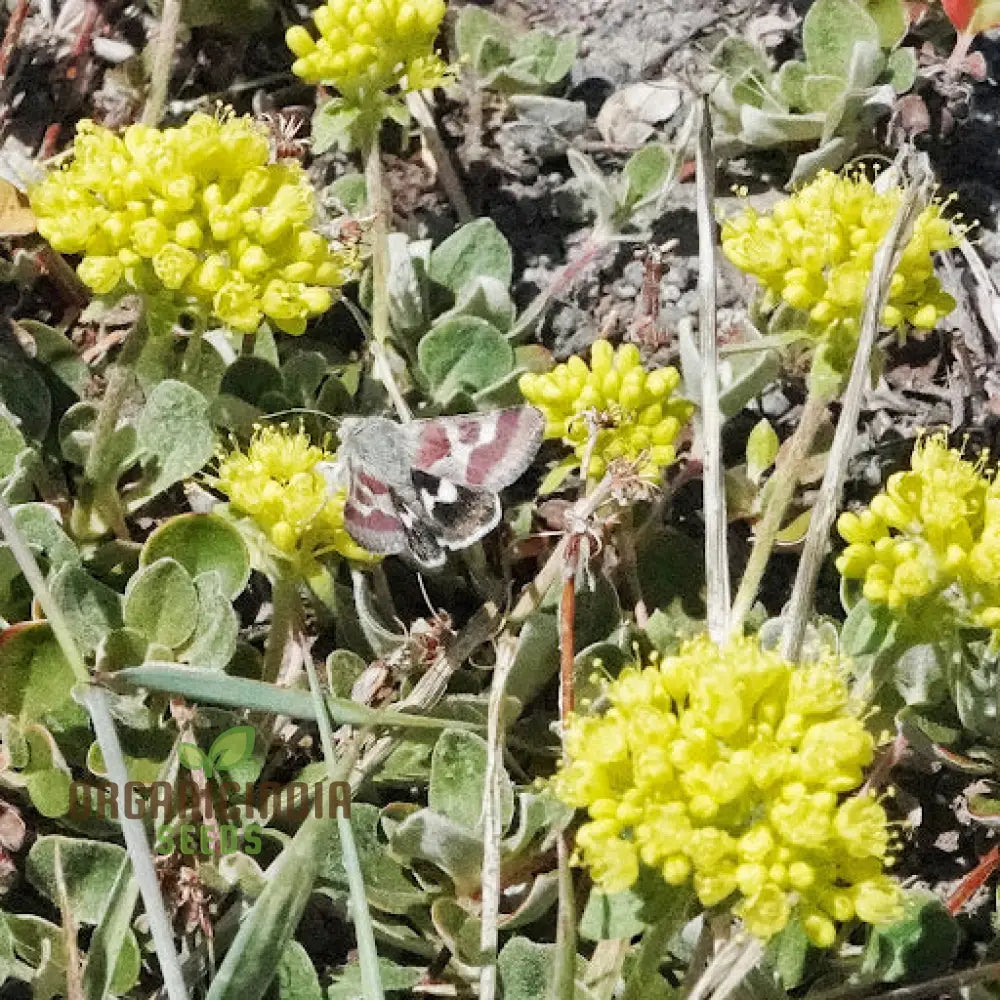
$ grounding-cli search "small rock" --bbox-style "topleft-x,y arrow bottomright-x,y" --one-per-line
596,81 -> 682,147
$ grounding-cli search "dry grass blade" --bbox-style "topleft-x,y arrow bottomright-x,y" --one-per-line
478,638 -> 515,1000
781,153 -> 934,661
695,98 -> 730,643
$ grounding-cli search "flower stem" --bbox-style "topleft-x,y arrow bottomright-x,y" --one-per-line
262,574 -> 303,685
362,130 -> 411,422
301,609 -> 384,1000
141,0 -> 182,126
728,386 -> 831,637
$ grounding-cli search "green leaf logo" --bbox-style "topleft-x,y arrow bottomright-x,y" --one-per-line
178,725 -> 256,778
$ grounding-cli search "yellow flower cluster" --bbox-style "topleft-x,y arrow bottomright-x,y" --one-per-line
518,340 -> 692,484
722,171 -> 960,372
29,113 -> 351,335
286,0 -> 449,100
216,425 -> 374,572
838,433 -> 1000,629
553,635 -> 902,945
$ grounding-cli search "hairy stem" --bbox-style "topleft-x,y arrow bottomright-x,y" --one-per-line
142,0 -> 182,125
363,130 -> 412,422
695,100 -> 730,642
728,387 -> 830,637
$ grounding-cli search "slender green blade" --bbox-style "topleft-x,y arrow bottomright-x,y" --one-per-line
114,663 -> 480,733
206,813 -> 333,1000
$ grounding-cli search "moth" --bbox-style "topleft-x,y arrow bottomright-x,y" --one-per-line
323,406 -> 545,569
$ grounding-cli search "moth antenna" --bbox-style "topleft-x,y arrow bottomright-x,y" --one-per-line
258,407 -> 342,427
416,572 -> 438,619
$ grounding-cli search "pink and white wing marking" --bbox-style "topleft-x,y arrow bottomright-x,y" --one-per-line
343,468 -> 407,554
409,405 -> 544,492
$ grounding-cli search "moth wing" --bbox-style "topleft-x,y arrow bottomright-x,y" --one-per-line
410,470 -> 501,548
405,406 -> 544,492
343,467 -> 408,555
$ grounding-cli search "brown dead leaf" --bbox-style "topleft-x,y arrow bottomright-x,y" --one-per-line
0,178 -> 36,237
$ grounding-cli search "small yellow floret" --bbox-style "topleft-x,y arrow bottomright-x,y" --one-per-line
721,171 -> 961,374
837,432 -> 1000,635
215,425 -> 375,572
552,634 -> 901,943
519,339 -> 693,486
287,0 -> 449,100
29,112 -> 354,334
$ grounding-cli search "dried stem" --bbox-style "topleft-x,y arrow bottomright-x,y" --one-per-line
363,130 -> 412,421
782,159 -> 933,661
558,569 -> 576,721
728,388 -> 830,637
511,232 -> 609,341
551,832 -> 578,1000
695,100 -> 730,643
947,843 -> 1000,915
0,0 -> 29,92
479,638 -> 515,1000
406,91 -> 473,223
808,959 -> 1000,1000
142,0 -> 182,126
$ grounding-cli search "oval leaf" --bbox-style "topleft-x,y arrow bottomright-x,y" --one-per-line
141,514 -> 250,600
123,558 -> 198,648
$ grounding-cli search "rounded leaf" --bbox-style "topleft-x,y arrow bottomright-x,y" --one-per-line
418,317 -> 514,403
141,513 -> 250,600
26,836 -> 128,925
123,558 -> 199,648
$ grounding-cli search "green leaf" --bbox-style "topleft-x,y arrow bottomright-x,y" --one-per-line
802,74 -> 848,112
178,571 -> 240,670
277,941 -> 321,1000
456,6 -> 514,65
327,173 -> 368,214
711,37 -> 772,81
327,958 -> 421,1000
141,514 -> 250,600
82,862 -> 140,1000
803,0 -> 880,78
179,742 -> 209,771
325,649 -> 368,698
765,915 -> 811,990
134,380 -> 215,502
498,937 -> 596,1000
418,317 -> 514,403
580,876 -> 690,942
775,61 -> 809,108
440,276 -> 516,333
322,804 -> 425,913
13,503 -> 79,573
49,565 -> 123,658
623,144 -> 673,207
738,106 -> 827,146
746,418 -> 779,484
865,0 -> 906,47
0,413 -> 25,477
429,729 -> 514,830
26,836 -> 128,925
311,99 -> 363,155
115,662 -> 484,732
205,814 -> 334,1000
0,355 -> 51,439
861,890 -> 959,982
0,622 -> 88,732
506,612 -> 559,714
886,46 -> 917,92
123,557 -> 199,648
219,356 -> 285,406
428,219 -> 513,294
389,809 -> 484,894
209,724 -> 256,772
